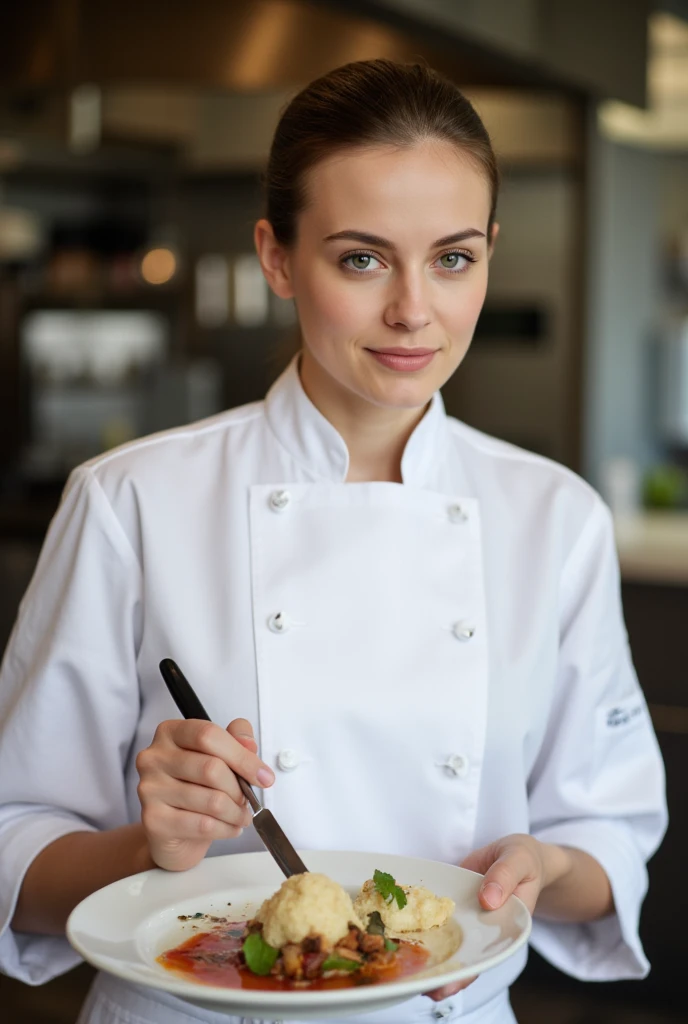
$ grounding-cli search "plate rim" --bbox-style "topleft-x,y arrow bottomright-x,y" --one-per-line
66,849 -> 532,1012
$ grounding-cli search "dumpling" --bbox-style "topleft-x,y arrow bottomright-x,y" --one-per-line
353,878 -> 454,932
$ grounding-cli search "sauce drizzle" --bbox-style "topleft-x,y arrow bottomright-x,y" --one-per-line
158,922 -> 430,991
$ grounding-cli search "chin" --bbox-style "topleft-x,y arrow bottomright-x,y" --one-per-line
365,379 -> 438,410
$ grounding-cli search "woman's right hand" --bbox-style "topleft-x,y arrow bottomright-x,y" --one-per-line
136,718 -> 275,872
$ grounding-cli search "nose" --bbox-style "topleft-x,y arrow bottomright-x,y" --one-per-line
383,273 -> 431,332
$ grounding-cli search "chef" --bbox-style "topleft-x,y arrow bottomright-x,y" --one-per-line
0,58 -> 667,1024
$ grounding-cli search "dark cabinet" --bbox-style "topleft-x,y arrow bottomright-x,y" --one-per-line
620,583 -> 687,996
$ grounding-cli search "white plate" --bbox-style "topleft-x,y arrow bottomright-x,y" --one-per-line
67,849 -> 531,1020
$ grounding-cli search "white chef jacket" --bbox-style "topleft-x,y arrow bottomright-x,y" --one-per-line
0,355 -> 667,1024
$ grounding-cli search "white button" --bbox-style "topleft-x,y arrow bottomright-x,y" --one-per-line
443,755 -> 469,778
276,749 -> 300,772
452,620 -> 475,641
267,611 -> 290,633
448,503 -> 467,523
269,489 -> 291,512
432,1005 -> 455,1020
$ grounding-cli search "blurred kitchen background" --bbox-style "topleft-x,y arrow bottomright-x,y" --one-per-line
0,1 -> 687,1022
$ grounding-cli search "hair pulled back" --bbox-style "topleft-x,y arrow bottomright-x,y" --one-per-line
263,58 -> 499,247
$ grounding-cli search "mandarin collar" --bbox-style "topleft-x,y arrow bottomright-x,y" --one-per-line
264,355 -> 448,486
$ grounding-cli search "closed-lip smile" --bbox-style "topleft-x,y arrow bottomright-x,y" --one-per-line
368,347 -> 437,356
365,346 -> 438,372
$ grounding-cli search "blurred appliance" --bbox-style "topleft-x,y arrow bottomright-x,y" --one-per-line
20,308 -> 169,479
659,314 -> 688,446
440,168 -> 580,465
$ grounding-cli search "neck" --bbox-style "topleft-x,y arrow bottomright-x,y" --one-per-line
298,350 -> 429,483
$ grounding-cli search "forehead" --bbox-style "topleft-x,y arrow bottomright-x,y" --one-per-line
300,141 -> 491,240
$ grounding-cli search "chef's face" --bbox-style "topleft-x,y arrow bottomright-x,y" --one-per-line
256,139 -> 496,412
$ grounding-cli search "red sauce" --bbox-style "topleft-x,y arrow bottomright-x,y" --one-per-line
158,922 -> 429,991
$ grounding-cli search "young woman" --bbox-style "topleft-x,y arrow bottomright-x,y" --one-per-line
0,59 -> 667,1024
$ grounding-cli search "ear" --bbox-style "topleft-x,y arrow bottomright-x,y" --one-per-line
487,221 -> 500,259
254,218 -> 294,299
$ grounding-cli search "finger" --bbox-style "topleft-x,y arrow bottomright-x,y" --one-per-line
425,976 -> 477,1001
236,735 -> 258,754
227,718 -> 258,754
163,779 -> 254,828
142,802 -> 246,843
151,747 -> 248,806
170,720 -> 275,788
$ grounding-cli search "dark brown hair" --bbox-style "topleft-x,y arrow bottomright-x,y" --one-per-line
262,58 -> 499,246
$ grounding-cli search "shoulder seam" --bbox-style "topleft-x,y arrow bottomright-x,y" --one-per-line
446,419 -> 596,495
87,406 -> 264,472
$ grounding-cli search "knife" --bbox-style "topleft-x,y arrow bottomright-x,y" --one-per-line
158,658 -> 309,878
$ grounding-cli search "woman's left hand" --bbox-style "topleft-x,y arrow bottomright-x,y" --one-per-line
424,833 -> 549,1002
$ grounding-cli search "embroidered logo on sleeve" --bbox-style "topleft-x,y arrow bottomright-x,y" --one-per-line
605,702 -> 644,729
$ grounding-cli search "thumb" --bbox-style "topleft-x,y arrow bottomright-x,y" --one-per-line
460,842 -> 499,876
227,718 -> 258,753
478,859 -> 512,910
460,843 -> 510,910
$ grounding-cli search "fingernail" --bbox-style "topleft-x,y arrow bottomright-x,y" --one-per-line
257,767 -> 275,787
480,882 -> 503,908
237,732 -> 254,740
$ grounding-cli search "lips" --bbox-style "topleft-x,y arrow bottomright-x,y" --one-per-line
366,347 -> 438,372
370,347 -> 436,356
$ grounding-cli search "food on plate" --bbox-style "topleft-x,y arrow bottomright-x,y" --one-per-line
254,871 -> 365,950
157,868 -> 454,990
353,869 -> 455,932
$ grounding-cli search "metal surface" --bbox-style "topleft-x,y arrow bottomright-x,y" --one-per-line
252,809 -> 309,876
0,0 -> 562,92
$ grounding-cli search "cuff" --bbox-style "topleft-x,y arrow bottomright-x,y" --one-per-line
529,819 -> 649,981
0,809 -> 97,985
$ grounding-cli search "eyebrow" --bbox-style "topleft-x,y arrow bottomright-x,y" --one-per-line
323,228 -> 486,249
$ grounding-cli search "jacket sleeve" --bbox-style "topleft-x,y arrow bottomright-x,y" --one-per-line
527,497 -> 668,981
0,467 -> 142,984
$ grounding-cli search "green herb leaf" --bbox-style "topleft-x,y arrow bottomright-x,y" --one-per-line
322,956 -> 361,972
373,869 -> 408,910
384,938 -> 398,952
366,910 -> 386,936
242,932 -> 280,976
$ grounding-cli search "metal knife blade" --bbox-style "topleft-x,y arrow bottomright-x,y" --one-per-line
252,808 -> 309,877
159,658 -> 309,879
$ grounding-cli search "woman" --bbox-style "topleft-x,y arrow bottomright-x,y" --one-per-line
0,59 -> 667,1024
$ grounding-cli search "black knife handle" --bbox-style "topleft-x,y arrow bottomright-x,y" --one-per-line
159,658 -> 211,721
158,658 -> 261,813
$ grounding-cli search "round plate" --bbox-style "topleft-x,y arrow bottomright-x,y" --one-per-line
67,850 -> 531,1020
